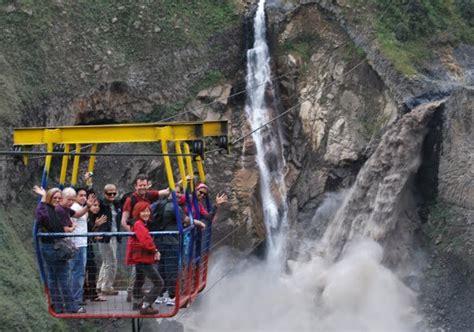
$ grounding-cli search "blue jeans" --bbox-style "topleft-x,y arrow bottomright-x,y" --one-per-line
69,246 -> 87,303
155,240 -> 179,298
41,243 -> 79,313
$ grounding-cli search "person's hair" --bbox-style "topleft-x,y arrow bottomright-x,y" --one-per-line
45,188 -> 62,205
104,184 -> 117,192
74,187 -> 88,195
132,201 -> 151,220
62,187 -> 77,198
196,183 -> 209,192
176,183 -> 184,194
133,174 -> 148,185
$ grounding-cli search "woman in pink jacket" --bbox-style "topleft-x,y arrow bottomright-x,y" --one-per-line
125,201 -> 163,315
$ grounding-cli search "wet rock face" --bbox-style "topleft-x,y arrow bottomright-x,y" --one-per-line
438,88 -> 474,209
274,5 -> 398,222
416,87 -> 474,330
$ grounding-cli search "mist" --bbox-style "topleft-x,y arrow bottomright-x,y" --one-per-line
180,195 -> 422,332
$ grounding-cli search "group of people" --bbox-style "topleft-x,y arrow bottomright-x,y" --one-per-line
33,173 -> 227,315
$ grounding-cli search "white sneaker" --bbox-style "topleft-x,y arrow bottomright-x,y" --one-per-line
165,297 -> 175,306
155,296 -> 165,304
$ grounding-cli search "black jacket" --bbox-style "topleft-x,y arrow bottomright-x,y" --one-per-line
97,198 -> 122,243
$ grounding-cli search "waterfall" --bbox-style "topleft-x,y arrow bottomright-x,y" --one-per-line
183,101 -> 438,330
244,0 -> 289,267
318,100 -> 446,261
181,3 -> 445,331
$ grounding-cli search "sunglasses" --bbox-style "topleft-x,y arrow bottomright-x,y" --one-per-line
105,192 -> 117,196
198,190 -> 207,197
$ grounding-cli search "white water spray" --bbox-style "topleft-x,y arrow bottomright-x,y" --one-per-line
244,0 -> 288,267
179,4 -> 444,332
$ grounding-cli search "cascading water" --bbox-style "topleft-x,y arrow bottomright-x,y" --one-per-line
180,3 -> 444,331
318,100 -> 446,261
244,0 -> 288,267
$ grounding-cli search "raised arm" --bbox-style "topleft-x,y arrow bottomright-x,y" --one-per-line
33,185 -> 46,202
73,193 -> 96,218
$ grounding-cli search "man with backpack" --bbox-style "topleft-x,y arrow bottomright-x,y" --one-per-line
151,184 -> 206,306
120,174 -> 169,302
120,174 -> 169,232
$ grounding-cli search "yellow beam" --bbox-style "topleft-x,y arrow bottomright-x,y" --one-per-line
43,143 -> 53,183
71,144 -> 81,186
183,143 -> 195,192
195,155 -> 206,184
13,121 -> 228,145
161,140 -> 175,191
175,143 -> 187,191
87,144 -> 97,173
59,144 -> 70,186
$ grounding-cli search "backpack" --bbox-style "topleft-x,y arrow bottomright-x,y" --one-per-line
148,198 -> 168,231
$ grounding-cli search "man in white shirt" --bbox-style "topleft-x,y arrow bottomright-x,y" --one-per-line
70,188 -> 89,305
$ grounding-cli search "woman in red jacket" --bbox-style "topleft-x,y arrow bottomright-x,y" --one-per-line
125,201 -> 164,315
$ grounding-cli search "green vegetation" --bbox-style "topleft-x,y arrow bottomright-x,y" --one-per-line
343,42 -> 367,62
359,111 -> 390,140
369,0 -> 474,75
75,0 -> 239,56
0,209 -> 67,331
0,2 -> 241,329
134,67 -> 225,124
137,101 -> 188,122
191,69 -> 225,94
283,32 -> 320,62
0,0 -> 239,125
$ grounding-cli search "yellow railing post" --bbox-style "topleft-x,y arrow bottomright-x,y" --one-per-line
161,140 -> 175,191
195,155 -> 206,184
71,144 -> 81,186
87,144 -> 97,174
183,143 -> 195,192
59,144 -> 70,186
175,143 -> 187,191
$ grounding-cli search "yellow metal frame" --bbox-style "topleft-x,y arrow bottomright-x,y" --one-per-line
175,143 -> 188,191
15,121 -> 227,189
161,139 -> 176,191
59,144 -> 70,186
183,143 -> 196,192
13,121 -> 228,145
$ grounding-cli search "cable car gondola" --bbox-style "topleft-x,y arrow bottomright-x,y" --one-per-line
11,120 -> 229,320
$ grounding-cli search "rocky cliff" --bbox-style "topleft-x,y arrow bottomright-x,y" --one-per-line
269,2 -> 473,330
0,0 -> 472,331
0,1 -> 245,330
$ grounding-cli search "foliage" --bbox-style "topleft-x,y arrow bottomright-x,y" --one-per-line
191,69 -> 225,94
343,42 -> 367,62
0,209 -> 67,331
137,102 -> 188,122
0,0 -> 239,124
283,32 -> 320,62
0,3 -> 239,330
359,111 -> 390,140
375,27 -> 431,76
369,0 -> 474,75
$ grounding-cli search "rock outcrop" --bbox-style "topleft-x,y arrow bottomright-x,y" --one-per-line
274,6 -> 398,224
438,88 -> 474,209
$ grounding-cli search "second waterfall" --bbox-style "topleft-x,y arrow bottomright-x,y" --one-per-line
245,0 -> 289,268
